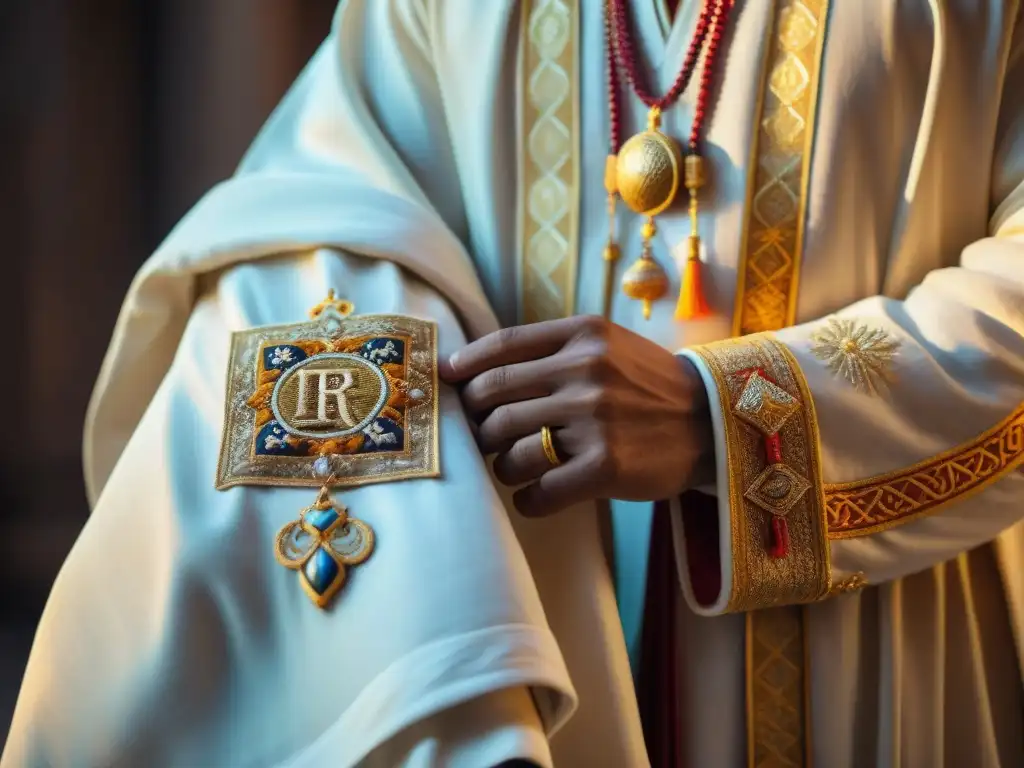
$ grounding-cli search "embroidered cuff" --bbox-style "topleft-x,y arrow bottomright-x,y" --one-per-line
680,335 -> 831,612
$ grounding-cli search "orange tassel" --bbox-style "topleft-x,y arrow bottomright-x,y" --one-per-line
675,235 -> 711,320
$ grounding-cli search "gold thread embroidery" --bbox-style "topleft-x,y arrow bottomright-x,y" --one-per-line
826,572 -> 867,597
825,402 -> 1024,538
731,2 -> 831,763
809,317 -> 900,396
735,372 -> 802,434
746,463 -> 812,518
309,289 -> 355,319
746,606 -> 809,768
732,0 -> 830,338
216,311 -> 439,489
519,0 -> 580,323
690,335 -> 831,612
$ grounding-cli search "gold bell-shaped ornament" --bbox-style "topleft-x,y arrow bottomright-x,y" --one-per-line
621,218 -> 669,320
615,106 -> 680,318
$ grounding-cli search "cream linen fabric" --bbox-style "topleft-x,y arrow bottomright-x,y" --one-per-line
4,0 -> 1024,766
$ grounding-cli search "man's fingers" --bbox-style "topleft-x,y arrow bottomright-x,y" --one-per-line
492,433 -> 551,487
460,357 -> 558,414
512,450 -> 605,517
476,396 -> 565,455
440,317 -> 593,383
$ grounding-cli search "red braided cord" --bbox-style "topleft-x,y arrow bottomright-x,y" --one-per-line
609,0 -> 713,111
689,0 -> 732,151
605,2 -> 624,151
606,0 -> 734,154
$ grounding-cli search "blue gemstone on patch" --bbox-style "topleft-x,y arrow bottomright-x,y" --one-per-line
360,337 -> 405,366
305,507 -> 339,532
360,417 -> 404,453
303,548 -> 339,595
254,421 -> 304,456
262,344 -> 307,372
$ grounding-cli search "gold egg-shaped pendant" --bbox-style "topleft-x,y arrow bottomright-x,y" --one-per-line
615,130 -> 682,217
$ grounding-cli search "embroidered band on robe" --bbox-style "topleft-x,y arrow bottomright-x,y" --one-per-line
688,334 -> 832,611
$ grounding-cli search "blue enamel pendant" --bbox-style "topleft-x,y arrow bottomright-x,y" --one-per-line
273,479 -> 374,609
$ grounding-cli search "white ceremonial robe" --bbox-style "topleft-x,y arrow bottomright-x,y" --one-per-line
4,1 -> 1024,767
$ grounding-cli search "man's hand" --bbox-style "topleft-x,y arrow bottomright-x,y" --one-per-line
439,315 -> 715,516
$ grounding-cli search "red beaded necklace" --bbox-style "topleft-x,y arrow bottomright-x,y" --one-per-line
602,0 -> 734,320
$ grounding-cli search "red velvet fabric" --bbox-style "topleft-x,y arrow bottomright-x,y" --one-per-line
636,502 -> 681,766
636,492 -> 721,766
680,491 -> 722,607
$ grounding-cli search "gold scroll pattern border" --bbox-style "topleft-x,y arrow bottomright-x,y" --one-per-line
825,402 -> 1024,538
735,1 -> 831,767
519,0 -> 581,324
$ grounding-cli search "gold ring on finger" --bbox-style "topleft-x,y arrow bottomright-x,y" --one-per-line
540,425 -> 563,468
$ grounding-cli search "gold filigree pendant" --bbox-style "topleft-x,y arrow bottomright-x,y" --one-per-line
274,473 -> 374,609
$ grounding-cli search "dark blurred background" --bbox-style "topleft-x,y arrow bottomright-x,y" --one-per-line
0,0 -> 336,748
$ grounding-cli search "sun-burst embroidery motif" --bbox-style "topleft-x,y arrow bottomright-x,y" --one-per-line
810,318 -> 900,395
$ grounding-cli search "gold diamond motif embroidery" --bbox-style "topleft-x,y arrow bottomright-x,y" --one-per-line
734,372 -> 801,435
730,1 -> 831,765
745,463 -> 811,517
733,0 -> 828,338
521,0 -> 579,323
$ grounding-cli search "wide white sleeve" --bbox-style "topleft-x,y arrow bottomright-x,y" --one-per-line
675,12 -> 1024,614
1,250 -> 573,768
333,688 -> 552,768
3,3 -> 576,767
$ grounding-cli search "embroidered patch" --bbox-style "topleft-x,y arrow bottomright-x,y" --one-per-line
216,306 -> 439,489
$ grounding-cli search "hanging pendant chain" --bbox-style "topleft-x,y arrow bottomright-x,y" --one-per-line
602,0 -> 736,322
606,0 -> 733,153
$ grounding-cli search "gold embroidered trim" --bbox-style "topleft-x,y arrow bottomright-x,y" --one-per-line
731,3 -> 831,764
745,607 -> 811,768
691,335 -> 832,611
825,402 -> 1024,538
695,335 -> 829,768
826,572 -> 867,597
519,0 -> 580,323
732,0 -> 830,338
